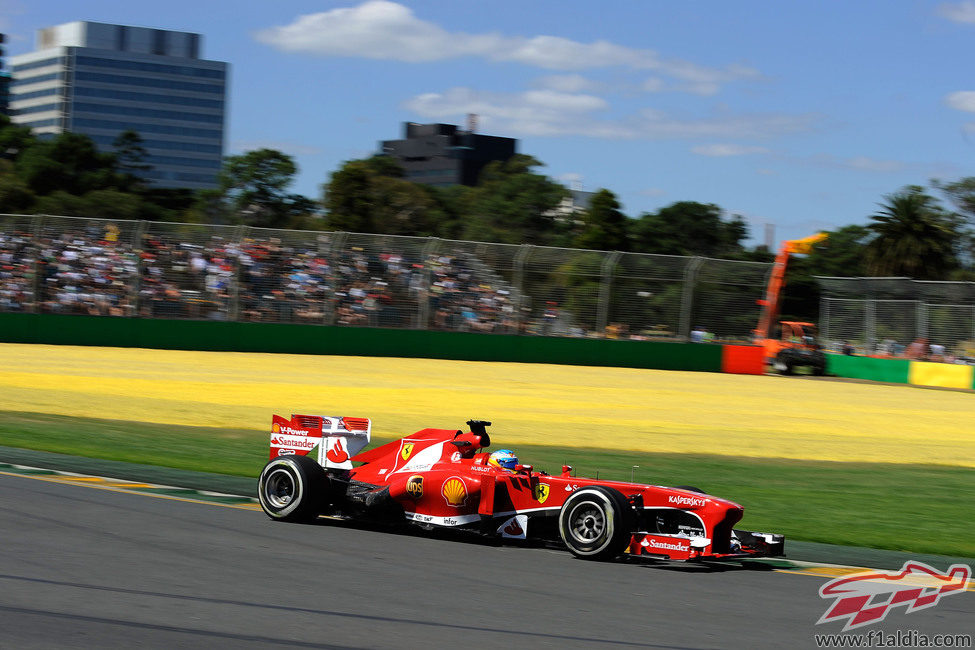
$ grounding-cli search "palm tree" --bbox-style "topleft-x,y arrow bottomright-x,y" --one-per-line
865,187 -> 959,280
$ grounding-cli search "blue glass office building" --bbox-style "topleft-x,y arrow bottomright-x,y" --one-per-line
9,22 -> 227,190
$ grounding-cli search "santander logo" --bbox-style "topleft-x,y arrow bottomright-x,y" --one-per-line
272,436 -> 315,449
326,439 -> 349,464
503,519 -> 524,536
646,538 -> 690,551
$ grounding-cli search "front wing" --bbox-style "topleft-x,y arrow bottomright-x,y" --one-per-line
628,529 -> 785,561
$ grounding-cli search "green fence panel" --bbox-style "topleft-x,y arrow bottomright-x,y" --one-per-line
0,313 -> 725,372
825,353 -> 910,384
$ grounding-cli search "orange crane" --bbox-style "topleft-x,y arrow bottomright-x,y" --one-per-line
755,232 -> 829,374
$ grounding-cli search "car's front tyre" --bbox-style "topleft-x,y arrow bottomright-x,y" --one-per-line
558,486 -> 634,560
258,454 -> 329,522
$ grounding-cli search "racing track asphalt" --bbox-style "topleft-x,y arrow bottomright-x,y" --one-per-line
1,473 -> 972,650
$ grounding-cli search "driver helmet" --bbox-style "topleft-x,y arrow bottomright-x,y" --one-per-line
488,449 -> 518,471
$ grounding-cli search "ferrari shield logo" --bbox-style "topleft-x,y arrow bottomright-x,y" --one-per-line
400,443 -> 415,461
533,483 -> 550,504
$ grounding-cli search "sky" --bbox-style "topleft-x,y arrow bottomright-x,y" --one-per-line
3,0 -> 975,245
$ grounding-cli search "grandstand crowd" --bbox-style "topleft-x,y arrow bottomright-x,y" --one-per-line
4,218 -> 971,358
0,220 -> 526,334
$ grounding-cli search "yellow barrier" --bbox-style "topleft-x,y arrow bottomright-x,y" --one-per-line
908,361 -> 974,390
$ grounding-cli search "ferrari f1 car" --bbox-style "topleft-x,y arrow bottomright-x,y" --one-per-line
258,415 -> 785,561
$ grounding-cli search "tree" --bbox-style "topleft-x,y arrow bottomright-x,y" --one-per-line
776,225 -> 871,322
460,154 -> 567,245
219,148 -> 310,227
933,177 -> 975,221
0,161 -> 36,212
864,187 -> 959,280
630,201 -> 748,257
0,115 -> 36,163
16,132 -> 118,196
323,156 -> 452,235
112,130 -> 151,192
574,189 -> 629,251
81,189 -> 145,221
323,159 -> 379,232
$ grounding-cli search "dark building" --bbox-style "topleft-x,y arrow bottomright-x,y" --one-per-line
0,73 -> 9,116
0,34 -> 8,116
380,122 -> 516,187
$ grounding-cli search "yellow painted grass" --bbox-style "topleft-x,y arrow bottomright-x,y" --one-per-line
1,343 -> 973,467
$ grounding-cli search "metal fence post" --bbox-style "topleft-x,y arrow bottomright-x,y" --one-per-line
419,237 -> 441,328
917,302 -> 928,340
820,297 -> 829,342
678,257 -> 704,340
596,251 -> 622,334
29,214 -> 42,314
326,231 -> 348,325
865,299 -> 876,353
230,225 -> 247,321
513,244 -> 533,331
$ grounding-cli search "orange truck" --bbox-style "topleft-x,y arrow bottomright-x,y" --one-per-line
754,233 -> 829,375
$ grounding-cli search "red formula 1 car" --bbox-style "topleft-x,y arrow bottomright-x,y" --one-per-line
258,415 -> 785,561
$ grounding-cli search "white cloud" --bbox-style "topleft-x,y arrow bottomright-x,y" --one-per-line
937,1 -> 975,23
843,156 -> 905,172
691,144 -> 770,157
804,154 -> 906,173
533,74 -> 602,93
256,1 -> 760,88
405,87 -> 817,140
946,90 -> 975,112
642,77 -> 666,93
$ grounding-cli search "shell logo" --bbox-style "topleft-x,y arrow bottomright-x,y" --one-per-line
442,477 -> 468,507
272,423 -> 280,433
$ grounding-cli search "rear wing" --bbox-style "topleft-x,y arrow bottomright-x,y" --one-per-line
270,414 -> 371,470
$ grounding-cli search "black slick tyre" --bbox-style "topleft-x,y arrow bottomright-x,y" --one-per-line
558,486 -> 634,560
258,454 -> 329,522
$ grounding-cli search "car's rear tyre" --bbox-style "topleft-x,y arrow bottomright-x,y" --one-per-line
558,486 -> 634,560
258,454 -> 329,522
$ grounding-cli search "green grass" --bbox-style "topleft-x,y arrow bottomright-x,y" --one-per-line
1,409 -> 972,558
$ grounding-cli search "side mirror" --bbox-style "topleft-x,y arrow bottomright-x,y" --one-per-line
561,465 -> 573,477
515,464 -> 533,473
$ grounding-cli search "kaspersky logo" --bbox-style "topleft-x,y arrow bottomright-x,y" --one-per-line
817,561 -> 971,631
668,495 -> 706,508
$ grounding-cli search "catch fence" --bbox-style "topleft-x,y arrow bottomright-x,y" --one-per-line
818,277 -> 975,355
0,214 -> 773,341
